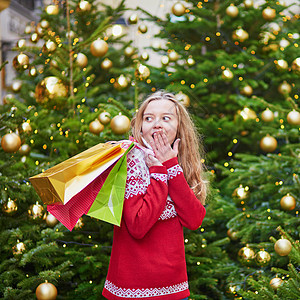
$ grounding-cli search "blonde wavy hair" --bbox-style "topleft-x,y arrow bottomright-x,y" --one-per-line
131,91 -> 208,204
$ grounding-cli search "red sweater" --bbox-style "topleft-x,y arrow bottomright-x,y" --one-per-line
102,146 -> 206,300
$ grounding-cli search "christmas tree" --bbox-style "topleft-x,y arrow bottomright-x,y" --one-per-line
0,1 -> 152,298
136,0 -> 299,298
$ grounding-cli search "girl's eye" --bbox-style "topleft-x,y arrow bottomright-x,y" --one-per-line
144,116 -> 152,121
163,116 -> 170,121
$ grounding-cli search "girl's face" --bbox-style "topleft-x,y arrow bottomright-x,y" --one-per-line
141,99 -> 179,146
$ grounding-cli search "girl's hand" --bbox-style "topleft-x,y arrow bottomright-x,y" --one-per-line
149,131 -> 180,163
145,154 -> 163,167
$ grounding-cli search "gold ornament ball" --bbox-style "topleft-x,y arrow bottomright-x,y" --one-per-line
28,202 -> 44,221
226,4 -> 239,18
124,46 -> 135,57
152,40 -> 161,50
141,52 -> 149,61
138,23 -> 147,34
240,85 -> 253,96
227,228 -> 238,241
222,69 -> 234,81
128,13 -> 138,24
172,2 -> 186,17
238,107 -> 257,121
46,213 -> 59,227
46,5 -> 59,15
270,277 -> 283,290
262,7 -> 276,21
29,66 -> 37,77
89,119 -> 104,135
43,40 -> 56,52
291,57 -> 300,75
40,19 -> 50,29
280,194 -> 296,211
76,53 -> 88,68
17,39 -> 26,48
287,110 -> 300,125
168,50 -> 179,62
255,250 -> 271,266
11,80 -> 22,92
1,133 -> 22,153
232,28 -> 249,42
13,53 -> 29,71
36,281 -> 57,300
110,114 -> 131,135
232,185 -> 250,201
19,144 -> 31,156
2,199 -> 18,215
22,122 -> 32,133
98,112 -> 111,125
187,57 -> 195,66
261,108 -> 274,122
260,136 -> 277,152
114,74 -> 130,90
238,246 -> 255,265
12,241 -> 26,255
175,92 -> 190,107
79,0 -> 91,11
161,55 -> 169,66
30,32 -> 39,43
135,64 -> 150,81
90,39 -> 108,57
244,0 -> 253,9
276,59 -> 288,71
101,58 -> 113,70
274,238 -> 292,256
24,25 -> 32,34
35,76 -> 68,108
278,81 -> 292,95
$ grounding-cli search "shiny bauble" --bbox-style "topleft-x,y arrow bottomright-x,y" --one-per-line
232,185 -> 250,201
278,81 -> 292,95
19,144 -> 31,156
78,0 -> 91,11
161,55 -> 169,66
1,133 -> 21,153
113,74 -> 130,90
274,238 -> 292,256
29,66 -> 37,77
222,69 -> 234,81
135,64 -> 150,81
226,4 -> 239,18
46,213 -> 59,227
240,85 -> 253,96
36,281 -> 57,300
98,111 -> 111,125
291,57 -> 300,75
260,135 -> 277,152
172,2 -> 186,17
13,53 -> 29,71
110,114 -> 131,135
238,246 -> 255,266
152,40 -> 161,50
244,0 -> 253,9
101,58 -> 113,70
3,93 -> 14,104
46,4 -> 59,15
128,13 -> 138,24
262,7 -> 276,21
43,40 -> 56,52
175,92 -> 190,107
89,119 -> 104,135
124,46 -> 135,57
12,241 -> 26,255
17,39 -> 26,48
140,51 -> 149,61
28,202 -> 44,221
279,39 -> 289,49
30,32 -> 39,43
287,110 -> 300,125
21,122 -> 32,133
24,25 -> 32,34
270,277 -> 283,290
138,23 -> 147,34
90,39 -> 108,57
255,250 -> 271,266
2,199 -> 18,215
40,19 -> 50,29
276,59 -> 288,71
187,57 -> 195,66
232,28 -> 249,42
280,194 -> 296,211
168,50 -> 179,62
76,53 -> 88,68
11,80 -> 22,92
35,76 -> 68,108
261,109 -> 274,122
238,107 -> 257,120
227,228 -> 238,241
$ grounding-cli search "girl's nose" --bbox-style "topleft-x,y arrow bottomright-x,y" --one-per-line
153,118 -> 162,128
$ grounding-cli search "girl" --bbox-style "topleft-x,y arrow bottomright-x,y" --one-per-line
102,91 -> 208,300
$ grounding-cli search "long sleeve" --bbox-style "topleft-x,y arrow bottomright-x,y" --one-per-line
163,157 -> 206,230
122,148 -> 168,239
